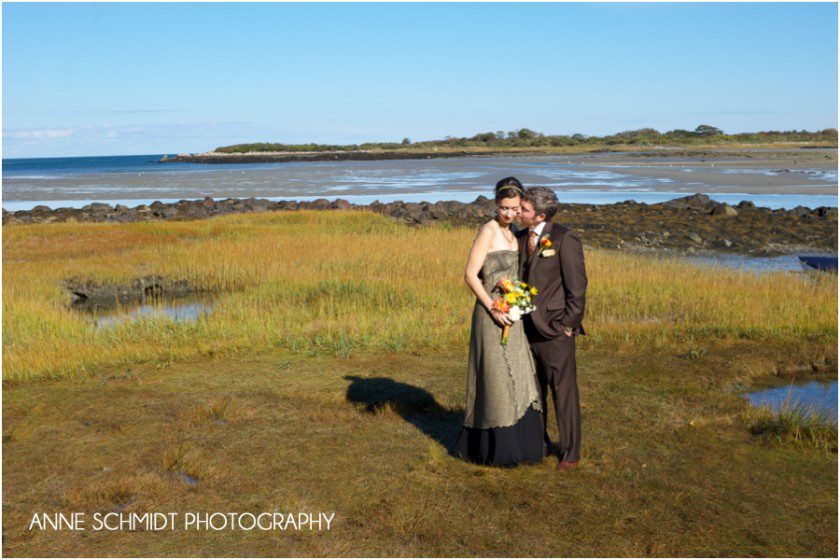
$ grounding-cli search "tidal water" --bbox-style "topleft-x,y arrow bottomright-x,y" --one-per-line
745,380 -> 838,423
684,253 -> 829,272
3,154 -> 837,212
72,292 -> 215,329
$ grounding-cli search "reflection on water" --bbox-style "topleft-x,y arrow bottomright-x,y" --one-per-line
73,293 -> 215,328
745,381 -> 838,423
683,253 -> 807,272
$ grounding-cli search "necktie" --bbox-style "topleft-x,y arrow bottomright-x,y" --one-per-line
528,230 -> 538,257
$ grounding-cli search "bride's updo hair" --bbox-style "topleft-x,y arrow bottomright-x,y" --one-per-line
494,176 -> 524,202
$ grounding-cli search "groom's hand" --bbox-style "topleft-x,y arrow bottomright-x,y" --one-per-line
562,326 -> 573,337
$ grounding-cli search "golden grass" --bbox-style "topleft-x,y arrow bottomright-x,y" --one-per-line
743,397 -> 838,452
3,210 -> 836,381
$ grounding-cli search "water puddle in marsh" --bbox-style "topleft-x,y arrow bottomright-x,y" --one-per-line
71,293 -> 216,328
744,379 -> 838,423
175,472 -> 199,486
684,253 -> 807,272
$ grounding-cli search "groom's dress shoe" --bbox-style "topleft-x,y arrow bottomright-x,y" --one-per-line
556,460 -> 579,471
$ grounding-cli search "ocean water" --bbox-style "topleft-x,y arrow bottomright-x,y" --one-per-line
2,154 -> 837,211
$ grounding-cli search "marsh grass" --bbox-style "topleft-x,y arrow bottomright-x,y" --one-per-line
2,212 -> 837,555
3,210 -> 836,381
744,396 -> 838,453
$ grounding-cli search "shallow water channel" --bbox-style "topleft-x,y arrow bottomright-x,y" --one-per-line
72,292 -> 216,328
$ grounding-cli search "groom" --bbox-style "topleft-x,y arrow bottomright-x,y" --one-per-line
515,184 -> 588,471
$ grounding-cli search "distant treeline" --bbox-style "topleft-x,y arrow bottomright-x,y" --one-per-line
215,126 -> 838,153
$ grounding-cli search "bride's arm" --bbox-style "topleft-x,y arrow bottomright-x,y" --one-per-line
464,224 -> 510,325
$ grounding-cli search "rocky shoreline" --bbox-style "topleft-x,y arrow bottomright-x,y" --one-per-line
3,194 -> 836,255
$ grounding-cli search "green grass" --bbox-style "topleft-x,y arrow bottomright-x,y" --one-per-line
744,398 -> 837,453
3,344 -> 836,556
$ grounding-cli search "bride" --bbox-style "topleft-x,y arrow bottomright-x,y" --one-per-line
454,177 -> 544,466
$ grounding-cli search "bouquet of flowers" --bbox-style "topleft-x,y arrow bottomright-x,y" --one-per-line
491,277 -> 538,345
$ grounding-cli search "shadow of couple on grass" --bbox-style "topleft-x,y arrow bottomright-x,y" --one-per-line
344,375 -> 465,457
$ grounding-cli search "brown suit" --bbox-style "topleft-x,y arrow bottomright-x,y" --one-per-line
516,220 -> 587,462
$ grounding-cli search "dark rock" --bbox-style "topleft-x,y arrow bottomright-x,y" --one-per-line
62,274 -> 197,303
82,202 -> 113,212
664,193 -> 710,209
710,203 -> 738,217
158,206 -> 178,218
815,206 -> 836,218
329,199 -> 352,210
442,200 -> 463,212
7,193 -> 836,257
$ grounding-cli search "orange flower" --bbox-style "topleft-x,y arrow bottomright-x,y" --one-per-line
540,237 -> 552,248
492,296 -> 510,313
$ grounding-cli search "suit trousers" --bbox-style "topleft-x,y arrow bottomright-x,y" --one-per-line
524,316 -> 581,463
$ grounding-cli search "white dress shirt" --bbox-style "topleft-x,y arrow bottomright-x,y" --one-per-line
529,220 -> 547,239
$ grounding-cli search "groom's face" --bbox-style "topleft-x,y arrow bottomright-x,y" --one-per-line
518,200 -> 545,227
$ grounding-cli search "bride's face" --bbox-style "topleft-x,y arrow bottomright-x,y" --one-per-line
496,196 -> 520,225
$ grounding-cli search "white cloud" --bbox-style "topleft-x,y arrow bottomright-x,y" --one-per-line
3,128 -> 76,139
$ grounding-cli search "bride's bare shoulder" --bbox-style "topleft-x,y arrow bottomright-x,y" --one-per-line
472,220 -> 497,243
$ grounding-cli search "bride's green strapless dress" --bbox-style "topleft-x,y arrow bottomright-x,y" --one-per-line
455,249 -> 544,466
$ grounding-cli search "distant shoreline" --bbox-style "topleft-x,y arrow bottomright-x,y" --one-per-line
161,145 -> 839,165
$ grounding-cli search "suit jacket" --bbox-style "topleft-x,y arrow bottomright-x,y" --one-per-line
516,220 -> 588,339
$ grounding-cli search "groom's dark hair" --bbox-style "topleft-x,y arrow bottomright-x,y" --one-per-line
522,187 -> 559,221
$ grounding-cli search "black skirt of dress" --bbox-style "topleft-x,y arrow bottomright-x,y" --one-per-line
454,405 -> 545,467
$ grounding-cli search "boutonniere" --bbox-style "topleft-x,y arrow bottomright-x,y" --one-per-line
538,236 -> 555,257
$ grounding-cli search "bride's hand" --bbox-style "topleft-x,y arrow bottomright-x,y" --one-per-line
489,308 -> 512,327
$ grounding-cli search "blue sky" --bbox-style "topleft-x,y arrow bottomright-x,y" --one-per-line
3,2 -> 837,158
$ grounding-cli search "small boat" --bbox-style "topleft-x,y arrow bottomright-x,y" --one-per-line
798,255 -> 838,272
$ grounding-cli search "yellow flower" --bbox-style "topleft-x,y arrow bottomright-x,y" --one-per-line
505,293 -> 517,303
530,287 -> 538,295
